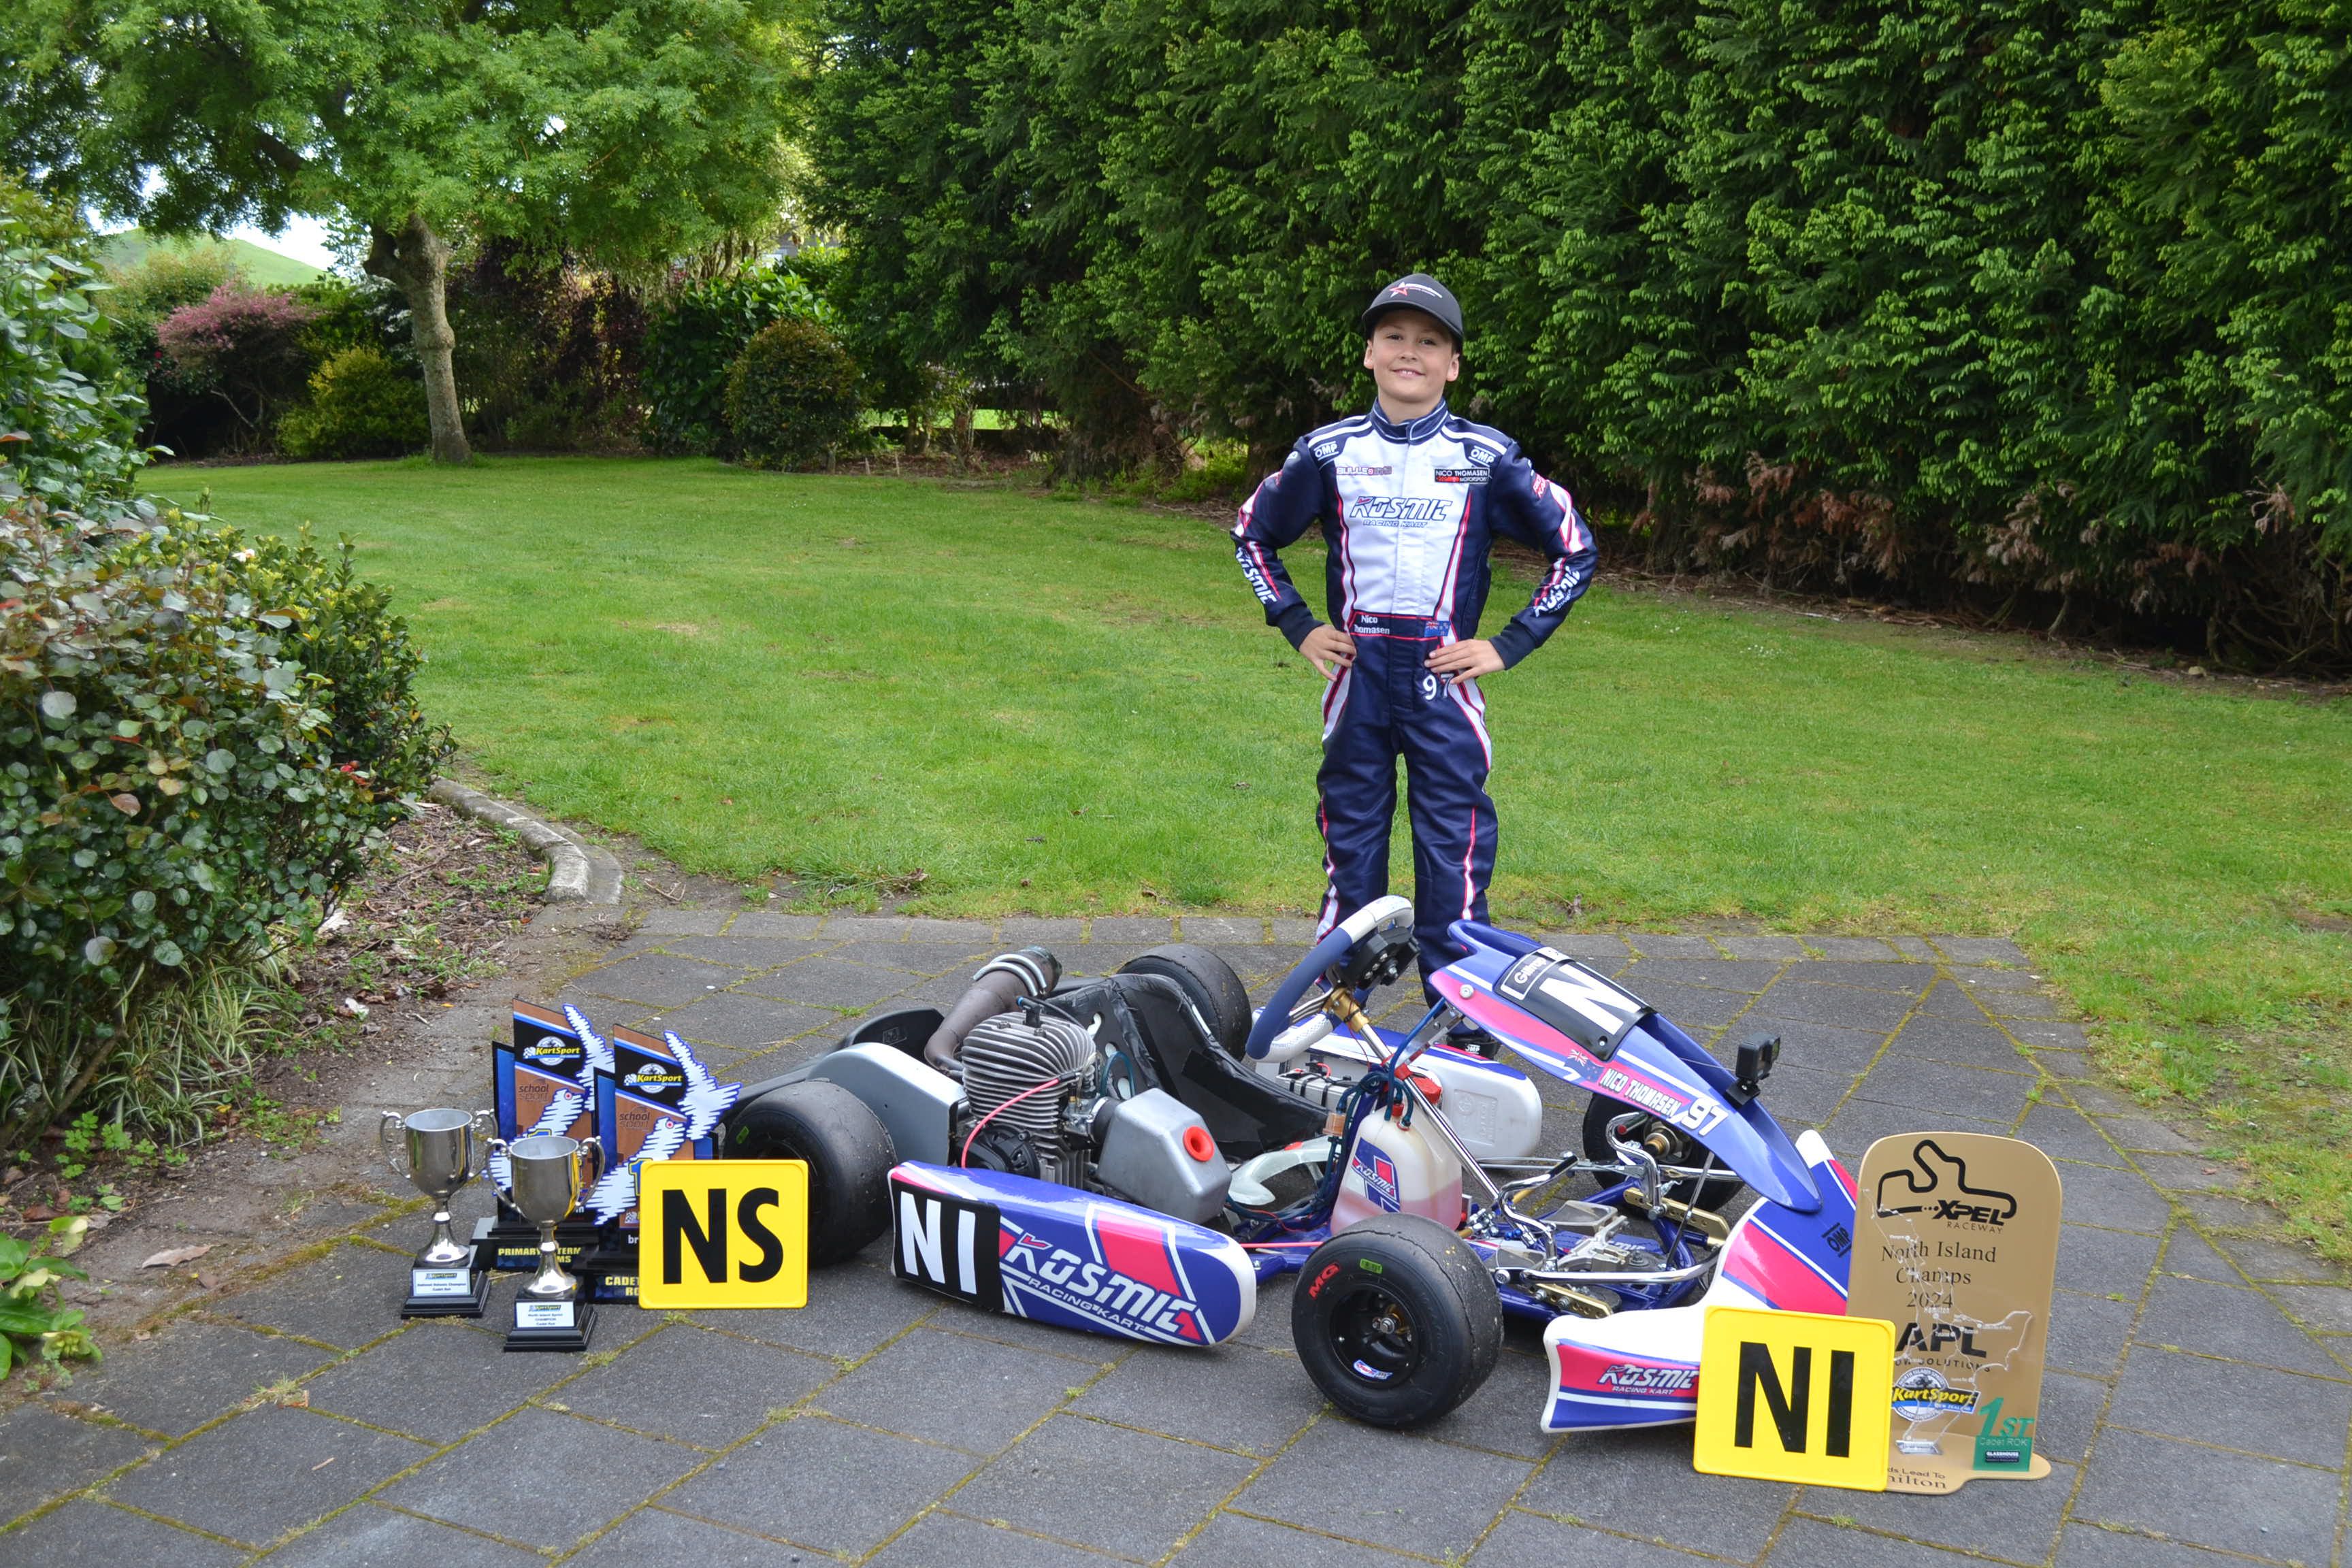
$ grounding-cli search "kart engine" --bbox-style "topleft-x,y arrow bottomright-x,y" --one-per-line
959,1005 -> 1101,1187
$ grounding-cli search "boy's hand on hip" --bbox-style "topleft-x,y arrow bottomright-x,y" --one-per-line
1426,639 -> 1505,679
1301,625 -> 1358,680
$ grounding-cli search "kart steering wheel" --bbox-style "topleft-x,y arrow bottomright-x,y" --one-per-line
1243,896 -> 1417,1058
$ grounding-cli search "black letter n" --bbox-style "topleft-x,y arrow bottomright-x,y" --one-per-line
1735,1342 -> 1811,1452
662,1187 -> 728,1284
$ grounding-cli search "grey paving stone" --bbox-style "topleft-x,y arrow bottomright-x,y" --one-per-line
1268,917 -> 1321,943
871,1511 -> 1117,1567
382,1405 -> 700,1550
1173,1510 -> 1421,1566
1089,916 -> 1174,942
2174,1191 -> 2278,1233
46,1318 -> 333,1437
1742,1017 -> 1886,1077
2275,1284 -> 2352,1334
2109,1344 -> 2351,1467
1179,915 -> 1264,944
2095,1115 -> 2201,1154
2053,1522 -> 2262,1568
814,1327 -> 1088,1452
736,956 -> 921,1009
2159,1228 -> 2244,1283
0,1497 -> 245,1568
570,1508 -> 810,1568
639,908 -> 736,936
663,1411 -> 977,1552
2050,1157 -> 2177,1235
1548,933 -> 1630,962
2007,1017 -> 2091,1049
2048,1289 -> 2139,1376
304,1318 -> 573,1443
2134,1273 -> 2349,1377
108,1405 -> 427,1546
1473,1507 -> 1736,1567
830,938 -> 997,973
1618,957 -> 1786,994
0,1404 -> 158,1524
1230,1273 -> 1296,1351
656,934 -> 837,968
2035,1367 -> 2109,1464
575,951 -> 745,1007
1071,1340 -> 1322,1456
1767,1516 -> 1988,1567
632,992 -> 838,1051
1885,935 -> 1938,960
1628,981 -> 1754,1030
1785,959 -> 1939,994
2071,1427 -> 2339,1563
912,1296 -> 1130,1363
1948,964 -> 2044,992
2138,1153 -> 2246,1193
1823,1100 -> 2006,1166
1414,1350 -> 1558,1461
1235,1416 -> 1531,1558
2019,1102 -> 2130,1169
821,915 -> 915,939
1801,936 -> 1901,962
690,1261 -> 933,1360
1933,936 -> 2029,966
1058,943 -> 1158,978
1982,989 -> 2061,1019
2030,1047 -> 2096,1079
998,917 -> 1088,943
956,1414 -> 1256,1559
558,1324 -> 834,1446
259,1502 -> 544,1567
726,911 -> 826,938
209,1243 -> 410,1350
1914,977 -> 1993,1020
1816,1458 -> 2075,1563
1849,1055 -> 2036,1123
1886,1014 -> 2034,1071
2057,1224 -> 2162,1299
2215,1234 -> 2342,1284
1718,934 -> 1808,960
1752,1062 -> 1850,1128
1522,1423 -> 1790,1558
1751,980 -> 1916,1032
1622,934 -> 1720,960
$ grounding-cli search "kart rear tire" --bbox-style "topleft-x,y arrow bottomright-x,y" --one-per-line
1581,1096 -> 1744,1214
1292,1214 -> 1502,1428
724,1081 -> 894,1267
1120,944 -> 1252,1058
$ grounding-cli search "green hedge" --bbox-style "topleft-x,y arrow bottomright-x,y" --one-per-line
810,0 -> 2352,664
725,316 -> 862,468
643,263 -> 839,455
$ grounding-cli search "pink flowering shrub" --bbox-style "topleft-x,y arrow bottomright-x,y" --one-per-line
154,284 -> 318,446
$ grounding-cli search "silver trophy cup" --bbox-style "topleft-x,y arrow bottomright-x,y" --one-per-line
491,1132 -> 604,1349
380,1108 -> 496,1264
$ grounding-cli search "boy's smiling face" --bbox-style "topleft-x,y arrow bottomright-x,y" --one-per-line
1362,308 -> 1460,421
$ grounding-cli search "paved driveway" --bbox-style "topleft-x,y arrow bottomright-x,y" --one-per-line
5,913 -> 2347,1567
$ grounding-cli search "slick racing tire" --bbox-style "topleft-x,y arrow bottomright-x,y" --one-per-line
1292,1215 -> 1502,1428
724,1081 -> 894,1267
1120,943 -> 1253,1058
1581,1096 -> 1744,1215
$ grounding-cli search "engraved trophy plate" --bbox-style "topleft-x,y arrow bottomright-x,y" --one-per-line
382,1107 -> 497,1318
493,1131 -> 604,1352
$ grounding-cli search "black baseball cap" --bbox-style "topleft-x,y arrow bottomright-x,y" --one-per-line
1360,274 -> 1463,344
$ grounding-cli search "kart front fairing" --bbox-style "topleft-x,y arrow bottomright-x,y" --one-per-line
1436,922 -> 1823,1214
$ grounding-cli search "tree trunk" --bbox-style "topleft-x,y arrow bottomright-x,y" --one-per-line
365,214 -> 470,464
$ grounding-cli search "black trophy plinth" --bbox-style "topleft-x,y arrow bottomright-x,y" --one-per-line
401,1254 -> 493,1318
573,1224 -> 640,1304
504,1281 -> 596,1352
472,1208 -> 602,1274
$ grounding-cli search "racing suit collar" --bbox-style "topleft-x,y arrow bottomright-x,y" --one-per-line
1368,398 -> 1452,445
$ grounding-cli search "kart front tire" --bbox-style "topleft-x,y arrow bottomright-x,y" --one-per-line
1292,1215 -> 1502,1428
1120,943 -> 1253,1057
723,1081 -> 894,1267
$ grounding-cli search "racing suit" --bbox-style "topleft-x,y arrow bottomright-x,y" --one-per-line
1233,399 -> 1596,998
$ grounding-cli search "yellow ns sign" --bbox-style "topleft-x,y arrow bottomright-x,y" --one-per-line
1694,1306 -> 1893,1490
637,1160 -> 809,1309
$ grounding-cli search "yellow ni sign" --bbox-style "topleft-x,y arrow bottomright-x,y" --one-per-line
636,1160 -> 810,1309
1693,1306 -> 1893,1490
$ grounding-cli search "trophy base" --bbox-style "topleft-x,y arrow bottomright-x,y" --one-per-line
574,1229 -> 640,1305
401,1258 -> 493,1319
472,1213 -> 602,1275
504,1292 -> 596,1352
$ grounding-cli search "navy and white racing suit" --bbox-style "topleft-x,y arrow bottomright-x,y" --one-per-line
1233,399 -> 1596,998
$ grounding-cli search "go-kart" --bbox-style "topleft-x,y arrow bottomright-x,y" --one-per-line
721,895 -> 1857,1430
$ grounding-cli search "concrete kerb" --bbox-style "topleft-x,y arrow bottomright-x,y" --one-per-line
428,780 -> 623,905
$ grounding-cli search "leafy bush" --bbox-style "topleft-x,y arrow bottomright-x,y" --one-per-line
97,241 -> 245,457
725,317 -> 862,468
0,1217 -> 97,1380
278,346 -> 429,459
644,265 -> 838,454
154,284 -> 318,452
446,243 -> 649,453
0,213 -> 149,516
292,275 -> 411,366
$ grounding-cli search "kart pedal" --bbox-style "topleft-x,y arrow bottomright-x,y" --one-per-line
1621,1189 -> 1732,1243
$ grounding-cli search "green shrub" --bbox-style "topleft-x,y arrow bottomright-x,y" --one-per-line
725,317 -> 862,468
278,346 -> 429,459
0,213 -> 149,516
644,265 -> 838,455
0,1216 -> 97,1380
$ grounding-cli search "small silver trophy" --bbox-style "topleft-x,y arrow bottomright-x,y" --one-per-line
380,1107 -> 497,1318
491,1132 -> 604,1351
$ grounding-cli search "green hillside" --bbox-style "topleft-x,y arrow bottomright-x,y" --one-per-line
97,229 -> 326,288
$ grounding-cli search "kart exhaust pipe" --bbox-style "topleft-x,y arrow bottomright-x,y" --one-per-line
924,947 -> 1061,1076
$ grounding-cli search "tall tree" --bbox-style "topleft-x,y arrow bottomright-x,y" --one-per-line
5,0 -> 804,462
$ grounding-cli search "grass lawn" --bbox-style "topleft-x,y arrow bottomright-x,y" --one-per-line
172,457 -> 2352,1256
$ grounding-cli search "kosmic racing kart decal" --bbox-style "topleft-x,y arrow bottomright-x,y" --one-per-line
889,1162 -> 1257,1346
1542,1130 -> 1858,1431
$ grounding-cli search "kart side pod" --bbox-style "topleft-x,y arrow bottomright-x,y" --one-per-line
887,1162 -> 1257,1347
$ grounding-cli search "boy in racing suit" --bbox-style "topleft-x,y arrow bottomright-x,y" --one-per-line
1232,274 -> 1596,1013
